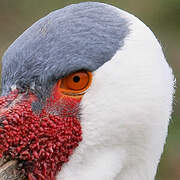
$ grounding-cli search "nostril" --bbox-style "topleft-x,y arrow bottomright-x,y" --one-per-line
0,122 -> 3,128
0,117 -> 7,128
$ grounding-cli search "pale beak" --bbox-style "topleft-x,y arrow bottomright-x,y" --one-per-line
0,159 -> 25,180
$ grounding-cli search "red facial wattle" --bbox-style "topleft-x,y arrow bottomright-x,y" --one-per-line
0,85 -> 82,180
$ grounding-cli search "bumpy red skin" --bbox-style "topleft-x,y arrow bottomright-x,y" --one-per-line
0,84 -> 82,180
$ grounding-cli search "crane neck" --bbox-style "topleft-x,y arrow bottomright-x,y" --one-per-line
57,146 -> 159,180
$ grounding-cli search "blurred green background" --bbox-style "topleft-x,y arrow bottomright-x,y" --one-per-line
0,0 -> 179,179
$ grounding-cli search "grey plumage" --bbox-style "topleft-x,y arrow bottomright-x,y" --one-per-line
1,2 -> 129,102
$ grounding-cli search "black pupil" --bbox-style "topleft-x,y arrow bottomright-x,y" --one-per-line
73,76 -> 80,83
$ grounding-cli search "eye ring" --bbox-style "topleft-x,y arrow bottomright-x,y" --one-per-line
57,70 -> 92,96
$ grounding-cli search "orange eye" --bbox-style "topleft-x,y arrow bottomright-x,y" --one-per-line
57,70 -> 92,95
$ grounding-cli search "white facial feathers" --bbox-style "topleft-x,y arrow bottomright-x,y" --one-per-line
57,7 -> 174,180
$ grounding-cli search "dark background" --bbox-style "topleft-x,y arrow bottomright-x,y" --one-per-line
0,0 -> 179,179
